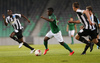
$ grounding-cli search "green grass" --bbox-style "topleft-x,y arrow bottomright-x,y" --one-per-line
0,44 -> 100,63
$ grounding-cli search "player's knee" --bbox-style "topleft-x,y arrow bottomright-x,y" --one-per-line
44,38 -> 48,42
59,42 -> 64,45
44,37 -> 50,42
75,34 -> 80,40
10,35 -> 13,38
10,35 -> 14,38
71,35 -> 74,37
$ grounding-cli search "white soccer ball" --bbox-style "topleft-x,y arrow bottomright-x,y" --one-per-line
35,49 -> 42,56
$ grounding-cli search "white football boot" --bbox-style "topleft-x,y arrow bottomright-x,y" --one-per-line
19,42 -> 23,48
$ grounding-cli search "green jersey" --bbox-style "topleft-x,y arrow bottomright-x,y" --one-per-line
68,23 -> 75,30
49,13 -> 60,33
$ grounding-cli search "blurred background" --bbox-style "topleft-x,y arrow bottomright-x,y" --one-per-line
0,0 -> 100,45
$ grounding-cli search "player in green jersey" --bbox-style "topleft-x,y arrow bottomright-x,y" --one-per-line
66,17 -> 77,44
41,7 -> 74,56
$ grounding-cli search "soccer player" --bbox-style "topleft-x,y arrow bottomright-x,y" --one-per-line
66,17 -> 77,44
69,2 -> 100,50
81,6 -> 100,55
2,10 -> 35,53
41,8 -> 74,56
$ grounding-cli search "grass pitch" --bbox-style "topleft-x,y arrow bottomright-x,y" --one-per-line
0,44 -> 100,63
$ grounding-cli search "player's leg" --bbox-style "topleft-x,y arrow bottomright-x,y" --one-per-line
75,29 -> 94,51
75,29 -> 92,45
44,37 -> 50,49
71,30 -> 75,44
18,37 -> 35,53
10,32 -> 22,43
54,31 -> 74,56
43,31 -> 53,55
59,42 -> 73,53
75,34 -> 94,50
81,36 -> 95,55
97,35 -> 99,49
97,37 -> 100,49
92,38 -> 100,47
69,30 -> 73,44
81,44 -> 89,55
90,31 -> 100,47
75,34 -> 91,45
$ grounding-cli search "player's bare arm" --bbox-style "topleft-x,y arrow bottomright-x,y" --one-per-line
68,20 -> 81,24
99,24 -> 100,28
80,25 -> 84,29
74,25 -> 77,33
2,14 -> 8,26
66,25 -> 69,32
21,14 -> 30,23
83,10 -> 93,25
41,16 -> 54,22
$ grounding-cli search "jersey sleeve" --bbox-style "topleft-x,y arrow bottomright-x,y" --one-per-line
76,9 -> 84,13
14,14 -> 21,18
50,15 -> 56,21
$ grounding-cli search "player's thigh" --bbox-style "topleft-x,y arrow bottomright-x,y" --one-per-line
90,30 -> 97,42
10,32 -> 16,37
45,30 -> 53,39
18,37 -> 24,42
75,34 -> 80,40
78,29 -> 89,37
97,35 -> 99,39
71,30 -> 75,36
92,38 -> 98,44
44,36 -> 50,41
54,31 -> 64,42
68,31 -> 71,36
16,30 -> 23,39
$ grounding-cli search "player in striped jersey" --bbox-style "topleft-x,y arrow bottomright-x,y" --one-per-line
2,10 -> 35,53
81,6 -> 100,55
69,2 -> 100,49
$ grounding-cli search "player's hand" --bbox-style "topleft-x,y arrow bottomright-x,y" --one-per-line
68,21 -> 73,23
89,21 -> 93,25
2,14 -> 5,19
28,20 -> 30,23
41,16 -> 45,19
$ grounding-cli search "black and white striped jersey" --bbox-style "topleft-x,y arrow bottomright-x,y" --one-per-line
76,9 -> 94,30
91,14 -> 99,33
6,14 -> 23,33
90,14 -> 97,30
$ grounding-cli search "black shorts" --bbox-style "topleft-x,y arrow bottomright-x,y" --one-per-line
78,29 -> 97,40
14,29 -> 23,39
89,31 -> 98,41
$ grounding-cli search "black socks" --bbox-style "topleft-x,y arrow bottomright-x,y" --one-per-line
11,37 -> 34,50
23,42 -> 34,50
79,37 -> 91,45
82,45 -> 89,53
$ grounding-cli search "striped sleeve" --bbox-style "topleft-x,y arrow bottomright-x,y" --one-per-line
14,14 -> 21,18
76,9 -> 84,13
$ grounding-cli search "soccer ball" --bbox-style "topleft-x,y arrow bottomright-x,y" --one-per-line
35,49 -> 42,56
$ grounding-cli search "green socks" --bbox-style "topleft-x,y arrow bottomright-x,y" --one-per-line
44,41 -> 48,49
71,37 -> 74,44
44,41 -> 73,52
63,42 -> 73,52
